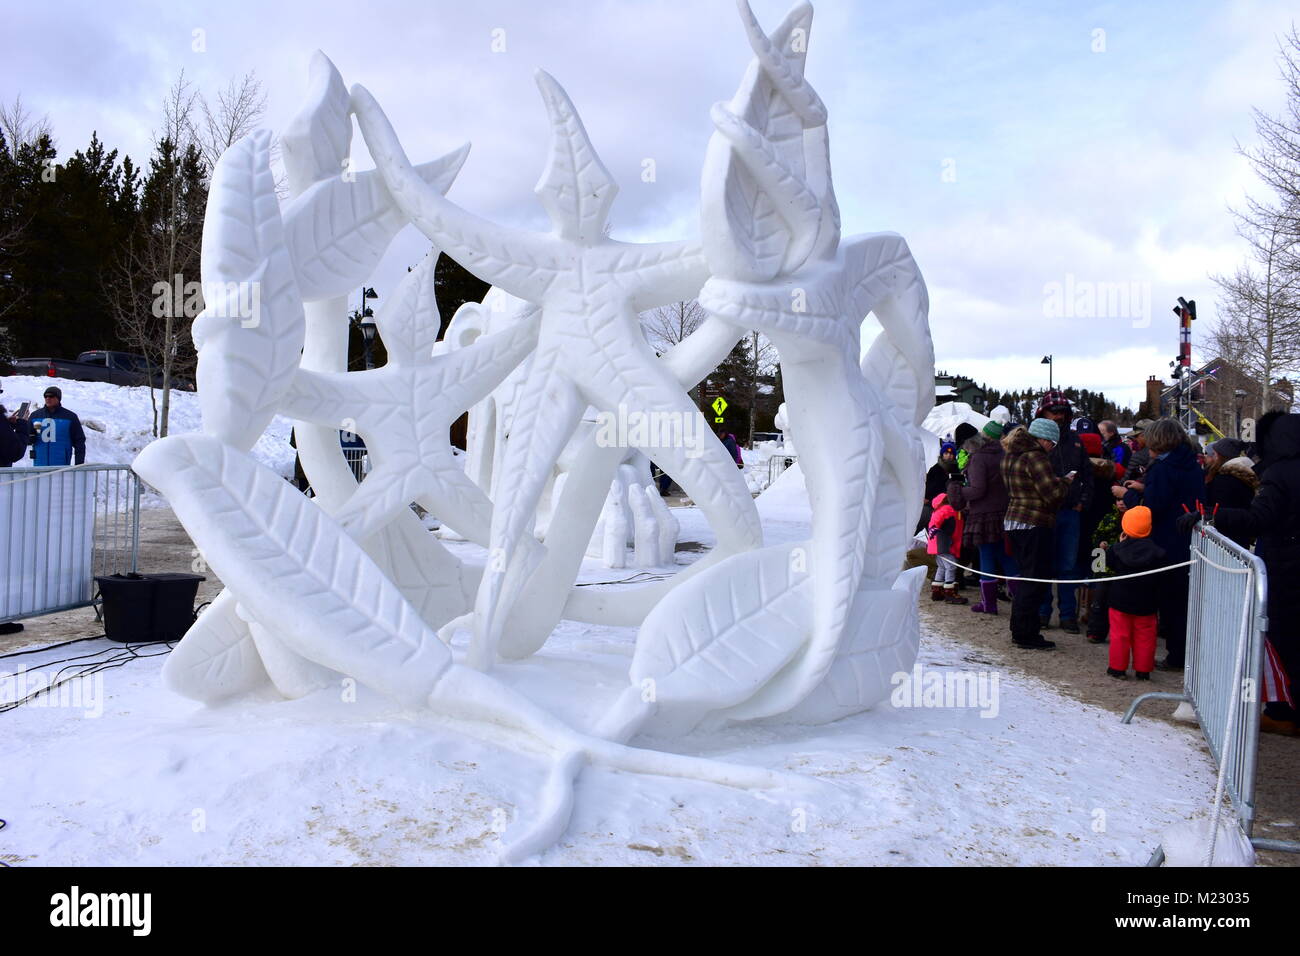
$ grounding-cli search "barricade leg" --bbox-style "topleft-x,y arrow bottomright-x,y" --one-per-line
1121,692 -> 1186,724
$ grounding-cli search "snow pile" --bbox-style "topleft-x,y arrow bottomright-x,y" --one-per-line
2,375 -> 297,506
756,459 -> 810,525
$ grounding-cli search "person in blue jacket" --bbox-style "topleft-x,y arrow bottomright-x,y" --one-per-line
1120,417 -> 1203,669
28,386 -> 86,466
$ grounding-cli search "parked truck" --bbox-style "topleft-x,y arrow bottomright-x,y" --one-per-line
5,351 -> 195,390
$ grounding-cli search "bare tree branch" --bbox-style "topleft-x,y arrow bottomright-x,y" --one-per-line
640,299 -> 707,354
1213,26 -> 1300,413
199,71 -> 268,170
0,94 -> 52,151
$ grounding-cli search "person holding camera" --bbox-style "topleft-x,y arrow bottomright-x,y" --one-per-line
0,384 -> 33,468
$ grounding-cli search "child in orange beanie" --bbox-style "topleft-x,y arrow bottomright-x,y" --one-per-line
1103,505 -> 1168,680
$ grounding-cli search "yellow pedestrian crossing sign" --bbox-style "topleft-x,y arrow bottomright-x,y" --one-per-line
711,397 -> 727,422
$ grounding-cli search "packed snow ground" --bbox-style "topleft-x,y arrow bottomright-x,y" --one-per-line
0,461 -> 1217,866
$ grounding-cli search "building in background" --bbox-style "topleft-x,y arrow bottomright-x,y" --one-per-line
1138,359 -> 1294,438
933,371 -> 987,410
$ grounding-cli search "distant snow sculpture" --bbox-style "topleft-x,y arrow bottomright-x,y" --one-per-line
137,0 -> 935,863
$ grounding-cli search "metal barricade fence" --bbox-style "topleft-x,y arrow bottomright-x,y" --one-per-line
1124,523 -> 1299,860
343,448 -> 368,483
1,464 -> 141,621
768,453 -> 797,486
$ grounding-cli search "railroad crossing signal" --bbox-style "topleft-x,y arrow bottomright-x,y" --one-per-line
712,397 -> 728,422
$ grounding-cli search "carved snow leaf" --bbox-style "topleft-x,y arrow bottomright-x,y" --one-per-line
534,70 -> 616,244
845,233 -> 934,426
862,329 -> 921,423
632,541 -> 811,728
709,103 -> 819,267
280,50 -> 352,196
193,130 -> 305,452
778,567 -> 926,725
736,0 -> 826,127
283,147 -> 469,301
161,589 -> 271,703
134,434 -> 452,707
858,428 -> 910,586
362,510 -> 473,629
373,251 -> 441,366
702,3 -> 815,282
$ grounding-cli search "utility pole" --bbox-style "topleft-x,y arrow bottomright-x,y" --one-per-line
1172,297 -> 1196,431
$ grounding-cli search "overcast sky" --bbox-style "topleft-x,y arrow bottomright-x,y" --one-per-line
4,0 -> 1296,410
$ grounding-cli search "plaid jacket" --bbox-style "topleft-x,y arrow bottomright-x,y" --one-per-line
1001,428 -> 1070,527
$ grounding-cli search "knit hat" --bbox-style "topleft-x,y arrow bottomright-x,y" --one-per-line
1028,418 -> 1059,444
1073,416 -> 1098,435
1210,438 -> 1245,461
940,441 -> 956,457
1036,389 -> 1071,417
954,422 -> 978,445
1121,505 -> 1152,538
981,420 -> 1004,440
1080,432 -> 1103,456
44,386 -> 62,399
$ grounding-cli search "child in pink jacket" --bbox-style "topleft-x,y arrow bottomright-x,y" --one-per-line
928,492 -> 967,604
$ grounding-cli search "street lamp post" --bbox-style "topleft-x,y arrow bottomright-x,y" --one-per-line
1041,354 -> 1053,390
353,286 -> 379,370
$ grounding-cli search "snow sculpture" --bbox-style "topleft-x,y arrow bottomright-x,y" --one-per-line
139,0 -> 935,862
773,402 -> 794,454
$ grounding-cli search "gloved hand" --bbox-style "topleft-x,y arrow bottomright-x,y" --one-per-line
1175,511 -> 1201,536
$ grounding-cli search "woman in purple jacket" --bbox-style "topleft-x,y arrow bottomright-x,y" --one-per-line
962,421 -> 1019,614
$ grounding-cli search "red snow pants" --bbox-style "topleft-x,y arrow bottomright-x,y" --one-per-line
1109,609 -> 1158,674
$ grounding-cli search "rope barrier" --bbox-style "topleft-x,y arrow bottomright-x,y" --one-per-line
1189,547 -> 1254,575
938,557 -> 1193,585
